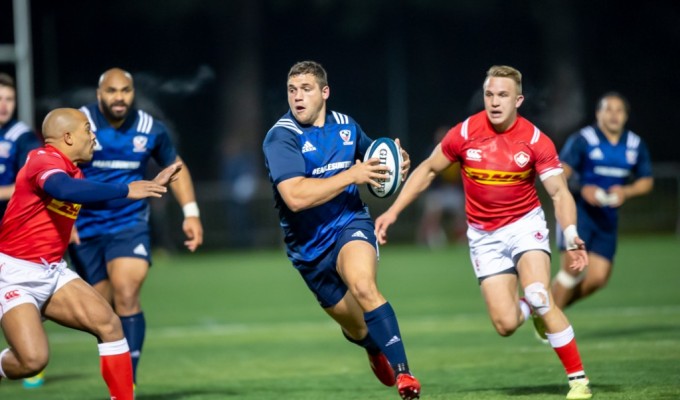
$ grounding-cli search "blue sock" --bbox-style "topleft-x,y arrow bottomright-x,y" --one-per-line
120,311 -> 146,383
364,302 -> 410,374
341,329 -> 381,355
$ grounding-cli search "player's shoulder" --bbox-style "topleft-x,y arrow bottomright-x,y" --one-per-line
328,110 -> 357,126
624,129 -> 644,149
133,109 -> 168,135
266,113 -> 303,141
2,120 -> 33,142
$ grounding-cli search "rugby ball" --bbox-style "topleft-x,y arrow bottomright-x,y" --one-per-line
363,137 -> 403,198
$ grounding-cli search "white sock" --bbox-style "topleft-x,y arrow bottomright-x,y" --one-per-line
546,325 -> 575,348
519,298 -> 532,322
0,348 -> 10,378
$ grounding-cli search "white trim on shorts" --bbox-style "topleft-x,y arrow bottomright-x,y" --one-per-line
466,207 -> 551,281
0,252 -> 79,320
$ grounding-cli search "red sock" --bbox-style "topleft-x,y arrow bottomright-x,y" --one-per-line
99,340 -> 134,400
547,326 -> 586,377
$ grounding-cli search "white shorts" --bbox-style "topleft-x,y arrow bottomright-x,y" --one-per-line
467,207 -> 551,281
0,252 -> 80,320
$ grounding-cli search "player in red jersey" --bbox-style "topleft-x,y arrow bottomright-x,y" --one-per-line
375,66 -> 592,400
0,108 -> 181,400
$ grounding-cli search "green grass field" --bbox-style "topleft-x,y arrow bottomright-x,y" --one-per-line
1,235 -> 679,399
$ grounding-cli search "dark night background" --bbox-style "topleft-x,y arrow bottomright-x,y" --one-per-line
2,0 -> 679,247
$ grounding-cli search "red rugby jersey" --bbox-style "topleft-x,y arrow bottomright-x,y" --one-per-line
0,145 -> 83,264
441,111 -> 562,231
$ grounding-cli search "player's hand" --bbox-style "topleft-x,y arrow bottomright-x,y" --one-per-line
127,181 -> 168,199
566,237 -> 588,271
350,158 -> 391,188
153,161 -> 183,186
182,216 -> 203,252
394,138 -> 411,181
374,210 -> 398,245
581,184 -> 603,207
70,226 -> 81,245
607,185 -> 626,208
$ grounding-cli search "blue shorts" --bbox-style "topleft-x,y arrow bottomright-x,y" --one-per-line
557,212 -> 617,261
68,224 -> 152,285
292,218 -> 378,308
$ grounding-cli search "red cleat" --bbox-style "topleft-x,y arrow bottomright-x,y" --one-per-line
368,352 -> 396,386
397,373 -> 421,399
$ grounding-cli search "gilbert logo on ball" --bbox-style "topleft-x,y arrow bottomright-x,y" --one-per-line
363,138 -> 403,198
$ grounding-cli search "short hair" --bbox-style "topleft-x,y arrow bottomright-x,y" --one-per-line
485,65 -> 522,94
596,91 -> 630,114
0,73 -> 15,89
288,61 -> 328,88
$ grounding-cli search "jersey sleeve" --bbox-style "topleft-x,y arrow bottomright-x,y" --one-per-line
534,132 -> 563,180
440,124 -> 462,163
355,122 -> 374,159
263,128 -> 305,185
559,133 -> 587,171
633,138 -> 653,178
151,122 -> 179,167
24,151 -> 71,191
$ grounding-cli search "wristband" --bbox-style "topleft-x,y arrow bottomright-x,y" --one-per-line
182,201 -> 200,218
563,224 -> 579,250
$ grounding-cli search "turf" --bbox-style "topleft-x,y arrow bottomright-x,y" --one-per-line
1,235 -> 679,399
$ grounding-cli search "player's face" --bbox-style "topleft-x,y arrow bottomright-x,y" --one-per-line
72,114 -> 97,163
596,97 -> 628,135
0,86 -> 16,126
287,73 -> 329,126
97,74 -> 135,123
483,77 -> 524,132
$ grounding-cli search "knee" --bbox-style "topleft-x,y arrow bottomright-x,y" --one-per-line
15,351 -> 48,377
524,282 -> 551,315
93,312 -> 124,342
348,281 -> 382,307
491,317 -> 519,337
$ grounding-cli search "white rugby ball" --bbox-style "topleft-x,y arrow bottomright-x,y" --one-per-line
363,137 -> 403,198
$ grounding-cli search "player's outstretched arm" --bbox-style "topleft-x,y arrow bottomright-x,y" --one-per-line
152,161 -> 183,186
126,181 -> 168,199
375,144 -> 452,244
542,173 -> 588,271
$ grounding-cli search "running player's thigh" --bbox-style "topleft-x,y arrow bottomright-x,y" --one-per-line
479,273 -> 519,318
107,257 -> 149,290
1,303 -> 48,359
336,240 -> 378,287
516,250 -> 551,288
43,278 -> 118,333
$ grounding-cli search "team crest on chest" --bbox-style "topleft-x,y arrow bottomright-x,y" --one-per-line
514,151 -> 530,168
626,150 -> 638,164
133,135 -> 148,152
339,129 -> 353,145
0,142 -> 11,158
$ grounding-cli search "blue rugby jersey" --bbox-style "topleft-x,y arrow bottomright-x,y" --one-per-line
560,124 -> 652,226
263,110 -> 374,264
75,103 -> 177,238
0,119 -> 41,217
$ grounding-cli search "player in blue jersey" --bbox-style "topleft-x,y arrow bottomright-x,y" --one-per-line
67,68 -> 204,385
0,73 -> 41,220
552,92 -> 653,308
262,61 -> 421,399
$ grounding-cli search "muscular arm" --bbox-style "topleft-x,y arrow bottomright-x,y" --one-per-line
277,158 -> 388,212
375,144 -> 454,243
167,156 -> 203,251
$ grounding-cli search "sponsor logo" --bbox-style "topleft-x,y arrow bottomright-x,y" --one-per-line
0,142 -> 11,158
463,166 -> 531,185
514,151 -> 530,168
4,290 -> 20,301
385,335 -> 402,347
589,148 -> 604,160
312,161 -> 351,175
339,129 -> 354,145
133,135 -> 148,152
466,148 -> 482,161
92,160 -> 141,170
46,199 -> 81,219
133,244 -> 148,256
351,230 -> 368,239
301,140 -> 317,153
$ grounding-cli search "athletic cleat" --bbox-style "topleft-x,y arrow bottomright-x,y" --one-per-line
368,352 -> 396,386
566,378 -> 592,399
531,312 -> 549,344
22,370 -> 45,389
396,373 -> 420,399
